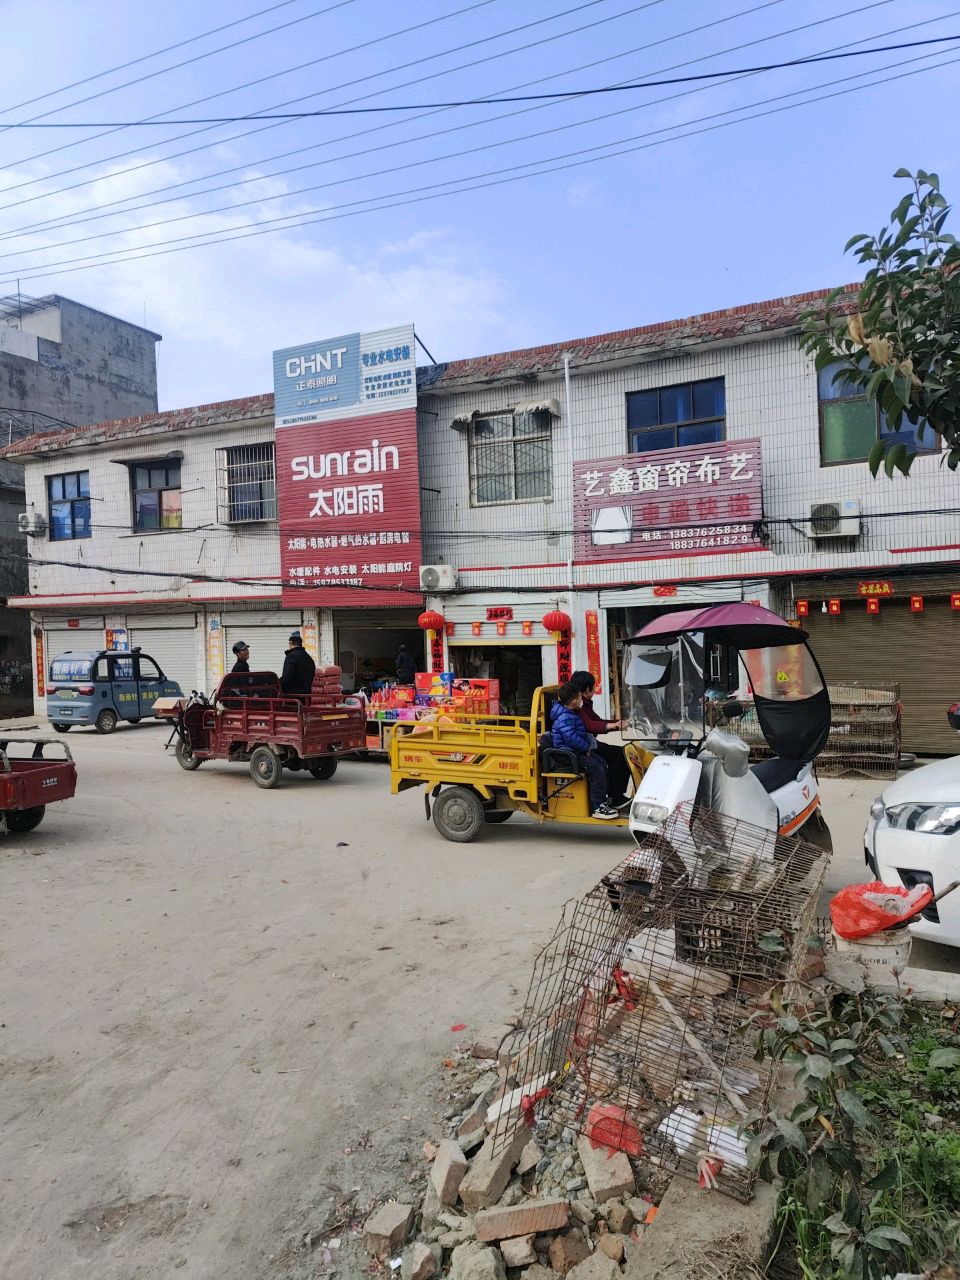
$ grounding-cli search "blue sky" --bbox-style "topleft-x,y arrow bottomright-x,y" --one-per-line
2,0 -> 958,411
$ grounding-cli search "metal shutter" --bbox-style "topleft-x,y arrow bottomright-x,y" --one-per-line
224,626 -> 297,675
804,598 -> 960,755
45,631 -> 90,671
128,626 -> 198,693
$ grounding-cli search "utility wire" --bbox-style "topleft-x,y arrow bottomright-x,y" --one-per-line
0,8 -> 944,264
6,32 -> 959,126
3,42 -> 955,286
0,0 -> 798,239
0,0 -> 507,175
0,0 -> 310,119
0,1 -> 355,136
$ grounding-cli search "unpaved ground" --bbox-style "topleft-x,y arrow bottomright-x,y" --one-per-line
0,724 -> 624,1280
1,727 -> 956,1280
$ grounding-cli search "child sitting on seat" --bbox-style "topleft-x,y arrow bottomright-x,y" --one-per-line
549,682 -> 619,820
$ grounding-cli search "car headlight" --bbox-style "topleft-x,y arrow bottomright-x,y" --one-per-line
630,800 -> 670,826
870,797 -> 886,821
884,802 -> 960,835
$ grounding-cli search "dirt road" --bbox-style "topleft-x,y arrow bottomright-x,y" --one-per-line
0,725 -> 623,1279
1,727 -> 955,1279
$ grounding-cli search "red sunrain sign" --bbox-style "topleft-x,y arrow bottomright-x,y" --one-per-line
276,408 -> 423,606
573,438 -> 764,563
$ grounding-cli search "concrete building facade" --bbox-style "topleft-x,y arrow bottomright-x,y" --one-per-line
4,286 -> 958,749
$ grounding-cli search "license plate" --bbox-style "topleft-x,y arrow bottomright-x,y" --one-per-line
59,690 -> 76,699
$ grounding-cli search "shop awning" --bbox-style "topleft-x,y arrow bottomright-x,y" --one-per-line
450,398 -> 561,430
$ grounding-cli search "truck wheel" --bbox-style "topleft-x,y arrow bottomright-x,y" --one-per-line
175,738 -> 201,771
485,809 -> 513,824
250,746 -> 283,789
433,787 -> 485,843
95,709 -> 118,734
309,757 -> 338,780
5,806 -> 45,833
52,724 -> 71,733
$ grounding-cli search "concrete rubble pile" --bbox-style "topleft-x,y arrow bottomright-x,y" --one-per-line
363,1038 -> 666,1279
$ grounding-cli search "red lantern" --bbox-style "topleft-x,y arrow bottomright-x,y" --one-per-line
911,595 -> 924,614
496,621 -> 507,636
795,600 -> 809,618
542,610 -> 572,635
445,621 -> 456,637
866,597 -> 880,615
418,610 -> 445,632
952,594 -> 960,611
828,599 -> 841,615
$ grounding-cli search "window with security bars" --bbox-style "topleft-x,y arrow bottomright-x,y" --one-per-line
216,443 -> 277,523
469,410 -> 552,505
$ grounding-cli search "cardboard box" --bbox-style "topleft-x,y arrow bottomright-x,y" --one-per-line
416,672 -> 454,698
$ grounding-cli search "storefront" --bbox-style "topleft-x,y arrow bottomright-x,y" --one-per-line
221,609 -> 308,682
787,572 -> 960,756
127,612 -> 199,693
332,607 -> 424,691
425,594 -> 566,715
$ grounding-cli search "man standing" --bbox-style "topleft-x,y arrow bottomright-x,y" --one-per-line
231,641 -> 250,673
281,631 -> 316,695
395,642 -> 416,685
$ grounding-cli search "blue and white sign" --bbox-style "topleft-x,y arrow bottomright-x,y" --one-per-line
273,323 -> 417,428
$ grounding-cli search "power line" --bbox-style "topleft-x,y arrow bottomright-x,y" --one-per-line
0,8 -> 944,266
3,41 -> 955,286
0,1 -> 354,138
1,0 -> 779,236
0,0 -> 507,177
7,32 -> 959,126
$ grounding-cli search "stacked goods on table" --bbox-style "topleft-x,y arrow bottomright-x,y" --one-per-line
310,665 -> 348,701
369,675 -> 500,722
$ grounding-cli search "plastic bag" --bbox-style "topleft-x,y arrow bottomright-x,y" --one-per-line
829,880 -> 933,940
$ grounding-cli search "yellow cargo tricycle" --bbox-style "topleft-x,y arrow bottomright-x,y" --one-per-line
389,685 -> 652,842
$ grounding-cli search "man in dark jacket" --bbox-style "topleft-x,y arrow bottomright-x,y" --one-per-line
231,641 -> 250,673
281,632 -> 316,695
549,682 -> 617,819
570,670 -> 630,808
395,643 -> 416,684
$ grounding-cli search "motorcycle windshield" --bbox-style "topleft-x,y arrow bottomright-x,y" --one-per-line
739,643 -> 831,763
623,633 -> 705,745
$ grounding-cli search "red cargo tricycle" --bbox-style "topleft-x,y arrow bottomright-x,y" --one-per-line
163,667 -> 365,789
0,737 -> 77,833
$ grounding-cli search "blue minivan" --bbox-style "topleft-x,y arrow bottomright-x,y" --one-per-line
47,648 -> 184,734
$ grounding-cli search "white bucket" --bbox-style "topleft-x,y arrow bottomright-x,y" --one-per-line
832,925 -> 913,980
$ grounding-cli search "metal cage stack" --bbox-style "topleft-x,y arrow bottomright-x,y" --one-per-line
492,805 -> 828,1201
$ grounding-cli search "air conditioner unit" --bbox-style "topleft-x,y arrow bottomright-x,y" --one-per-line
17,512 -> 47,536
807,498 -> 862,540
419,564 -> 458,591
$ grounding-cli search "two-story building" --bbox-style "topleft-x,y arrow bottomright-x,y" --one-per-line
4,286 -> 958,751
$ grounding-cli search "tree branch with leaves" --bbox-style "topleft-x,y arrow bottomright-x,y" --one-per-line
801,168 -> 960,478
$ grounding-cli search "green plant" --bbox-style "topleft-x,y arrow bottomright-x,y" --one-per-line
801,168 -> 960,477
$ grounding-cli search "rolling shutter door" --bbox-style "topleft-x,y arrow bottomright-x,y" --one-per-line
224,625 -> 299,674
128,622 -> 198,692
804,598 -> 960,755
45,631 -> 88,671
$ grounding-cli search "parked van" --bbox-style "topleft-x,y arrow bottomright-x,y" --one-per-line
47,648 -> 184,734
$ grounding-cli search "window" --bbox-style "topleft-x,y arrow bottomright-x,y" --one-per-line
818,362 -> 938,465
47,471 -> 91,540
627,377 -> 725,453
112,656 -> 134,681
216,443 -> 277,523
469,410 -> 552,505
137,656 -> 162,680
93,658 -> 109,682
132,460 -> 182,531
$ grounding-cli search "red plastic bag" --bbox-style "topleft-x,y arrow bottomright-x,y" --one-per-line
585,1103 -> 644,1157
829,880 -> 933,940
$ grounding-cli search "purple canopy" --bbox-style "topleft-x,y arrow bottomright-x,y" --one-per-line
629,602 -> 807,648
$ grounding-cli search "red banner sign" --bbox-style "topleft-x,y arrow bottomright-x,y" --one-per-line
573,438 -> 764,562
34,630 -> 45,697
653,584 -> 678,598
858,581 -> 893,596
276,407 -> 423,605
486,606 -> 514,622
557,630 -> 572,682
584,609 -> 603,695
430,631 -> 445,671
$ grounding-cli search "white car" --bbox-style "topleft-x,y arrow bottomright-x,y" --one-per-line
864,755 -> 960,948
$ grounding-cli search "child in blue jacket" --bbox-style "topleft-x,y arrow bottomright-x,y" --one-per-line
550,682 -> 618,819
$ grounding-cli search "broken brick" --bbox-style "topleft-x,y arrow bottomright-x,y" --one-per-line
548,1230 -> 591,1275
459,1129 -> 529,1210
516,1138 -> 542,1177
402,1240 -> 439,1280
577,1136 -> 635,1204
605,1201 -> 634,1234
364,1201 -> 414,1259
474,1197 -> 569,1242
598,1233 -> 625,1262
500,1233 -> 537,1267
431,1139 -> 468,1206
458,1093 -> 490,1141
567,1254 -> 621,1279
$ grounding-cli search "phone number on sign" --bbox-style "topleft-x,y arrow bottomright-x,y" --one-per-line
641,524 -> 755,552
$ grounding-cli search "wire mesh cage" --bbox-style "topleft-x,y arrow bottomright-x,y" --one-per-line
493,804 -> 829,1201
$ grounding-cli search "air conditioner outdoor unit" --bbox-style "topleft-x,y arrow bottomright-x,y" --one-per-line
17,512 -> 47,536
419,564 -> 458,591
807,498 -> 862,540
